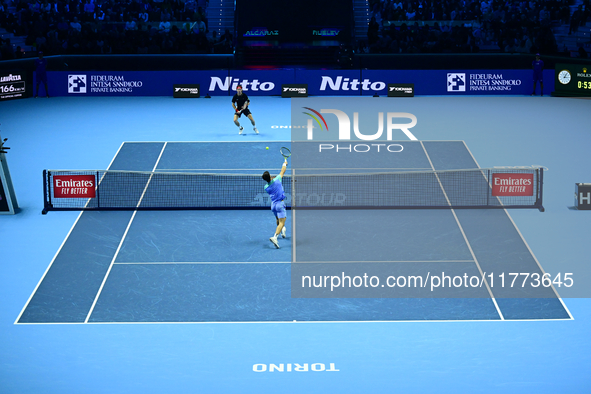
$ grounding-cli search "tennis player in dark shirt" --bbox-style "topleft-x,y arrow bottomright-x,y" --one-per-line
531,53 -> 544,96
34,51 -> 49,98
232,85 -> 258,135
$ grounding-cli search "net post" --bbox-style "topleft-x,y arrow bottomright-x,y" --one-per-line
42,170 -> 50,214
96,170 -> 100,210
487,169 -> 490,207
537,167 -> 545,212
290,168 -> 294,211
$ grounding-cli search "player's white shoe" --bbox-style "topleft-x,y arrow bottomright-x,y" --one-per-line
281,227 -> 286,238
269,236 -> 280,249
254,127 -> 259,134
239,126 -> 243,135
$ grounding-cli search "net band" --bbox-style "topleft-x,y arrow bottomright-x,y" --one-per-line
42,168 -> 544,213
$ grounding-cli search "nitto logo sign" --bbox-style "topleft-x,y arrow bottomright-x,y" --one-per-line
491,173 -> 534,196
320,76 -> 386,92
447,73 -> 466,92
303,107 -> 417,141
209,77 -> 275,92
68,75 -> 87,93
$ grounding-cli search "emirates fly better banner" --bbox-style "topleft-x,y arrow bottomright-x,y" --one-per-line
491,173 -> 533,196
53,175 -> 96,198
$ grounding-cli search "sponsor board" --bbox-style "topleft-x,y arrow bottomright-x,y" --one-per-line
554,63 -> 591,96
0,71 -> 26,101
173,84 -> 200,98
282,84 -> 308,98
53,175 -> 96,198
491,173 -> 533,196
575,183 -> 591,210
44,69 -> 554,96
388,83 -> 414,97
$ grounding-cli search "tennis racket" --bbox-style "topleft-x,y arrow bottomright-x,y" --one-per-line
280,147 -> 291,159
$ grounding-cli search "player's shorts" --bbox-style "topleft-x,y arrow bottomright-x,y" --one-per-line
235,108 -> 252,118
271,200 -> 286,219
533,73 -> 543,83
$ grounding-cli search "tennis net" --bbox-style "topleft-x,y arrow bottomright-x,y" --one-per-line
42,167 -> 544,213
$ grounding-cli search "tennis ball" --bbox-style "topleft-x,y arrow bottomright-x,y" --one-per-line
266,147 -> 269,150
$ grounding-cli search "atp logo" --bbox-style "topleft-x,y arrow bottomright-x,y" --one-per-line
302,107 -> 417,141
68,75 -> 87,93
447,73 -> 466,92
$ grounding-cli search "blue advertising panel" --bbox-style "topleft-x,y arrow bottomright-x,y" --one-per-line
216,69 -> 295,96
45,70 -> 295,97
45,71 -> 226,97
44,69 -> 554,96
298,69 -> 555,96
294,69 -> 371,96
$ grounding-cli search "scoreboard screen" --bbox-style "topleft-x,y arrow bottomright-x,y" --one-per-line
237,0 -> 352,44
554,63 -> 591,96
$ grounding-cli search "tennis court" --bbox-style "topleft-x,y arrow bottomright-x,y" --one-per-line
2,96 -> 590,392
17,140 -> 568,323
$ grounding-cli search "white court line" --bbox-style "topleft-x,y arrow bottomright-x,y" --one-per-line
14,142 -> 129,325
420,141 -> 505,320
121,140 -> 292,143
15,317 -> 574,325
154,167 -> 433,171
112,260 -> 475,265
461,141 -> 573,320
114,261 -> 292,265
22,140 -> 572,325
84,142 -> 168,323
503,213 -> 574,320
120,140 -> 465,144
14,211 -> 86,325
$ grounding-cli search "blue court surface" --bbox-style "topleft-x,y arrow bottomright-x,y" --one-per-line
2,96 -> 591,392
17,140 -> 568,323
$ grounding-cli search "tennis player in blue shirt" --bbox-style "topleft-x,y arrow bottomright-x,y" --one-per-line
262,159 -> 288,248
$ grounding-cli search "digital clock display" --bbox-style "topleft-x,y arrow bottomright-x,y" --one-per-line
555,63 -> 591,96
